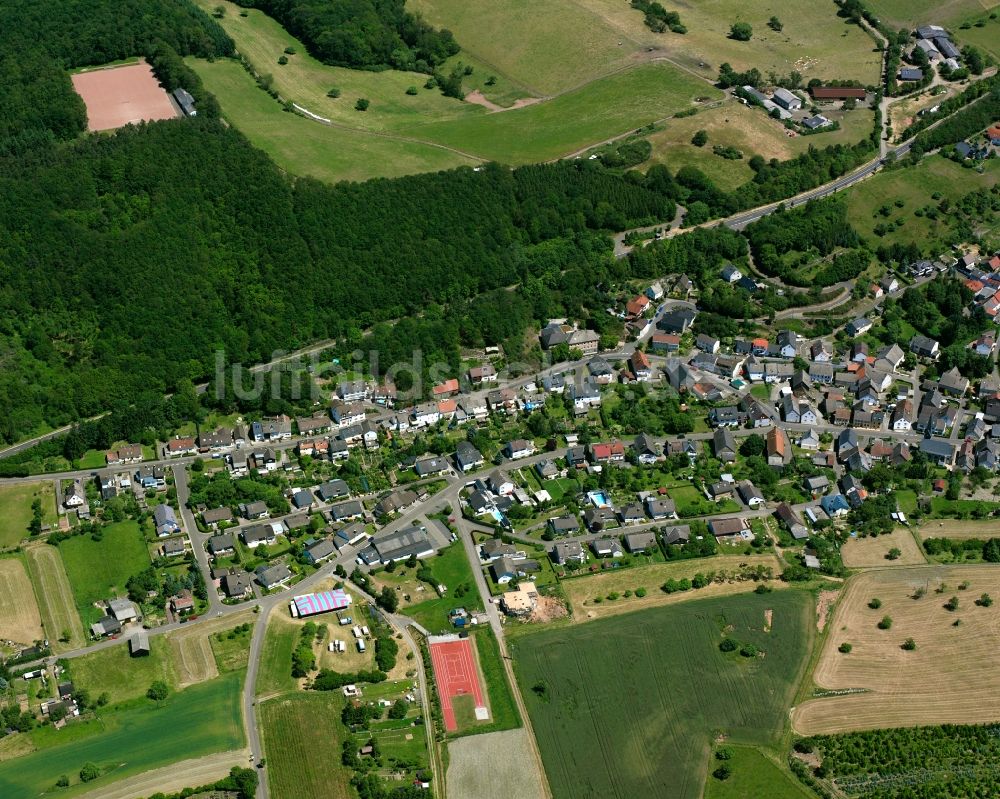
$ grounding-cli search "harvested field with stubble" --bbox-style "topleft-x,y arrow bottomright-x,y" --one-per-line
793,565 -> 1000,735
0,558 -> 45,646
23,544 -> 85,650
447,728 -> 546,799
840,528 -> 926,568
916,519 -> 1000,540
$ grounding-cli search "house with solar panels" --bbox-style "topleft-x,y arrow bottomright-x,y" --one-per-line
290,589 -> 352,618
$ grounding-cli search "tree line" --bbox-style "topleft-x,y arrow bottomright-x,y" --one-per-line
234,0 -> 459,72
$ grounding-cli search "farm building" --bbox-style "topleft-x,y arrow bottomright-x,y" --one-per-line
291,589 -> 352,618
810,86 -> 866,100
129,630 -> 150,657
359,523 -> 434,564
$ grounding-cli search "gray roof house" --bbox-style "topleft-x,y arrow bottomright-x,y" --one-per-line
153,504 -> 180,537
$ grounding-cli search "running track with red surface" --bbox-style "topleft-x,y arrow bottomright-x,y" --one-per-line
428,638 -> 485,732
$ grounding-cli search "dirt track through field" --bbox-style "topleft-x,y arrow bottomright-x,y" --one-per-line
0,559 -> 45,645
916,519 -> 1000,539
24,545 -> 85,650
793,565 -> 1000,734
74,749 -> 250,799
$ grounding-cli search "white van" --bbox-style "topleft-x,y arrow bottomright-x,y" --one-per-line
357,639 -> 366,653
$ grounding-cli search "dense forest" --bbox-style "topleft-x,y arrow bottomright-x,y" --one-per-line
235,0 -> 459,71
0,117 -> 680,445
0,0 -> 232,153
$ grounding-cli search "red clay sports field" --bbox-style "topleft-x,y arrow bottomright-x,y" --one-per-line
71,61 -> 178,132
428,634 -> 488,732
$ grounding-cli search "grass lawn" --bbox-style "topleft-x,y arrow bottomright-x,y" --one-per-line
512,590 -> 813,799
750,384 -> 772,401
59,521 -> 151,626
844,154 -> 1000,250
23,545 -> 87,651
259,692 -> 352,799
0,671 -> 244,799
400,543 -> 482,634
67,643 -> 178,706
256,613 -> 300,696
0,482 -> 57,549
211,625 -> 253,673
864,0 -> 991,31
704,745 -> 814,799
894,489 -> 918,515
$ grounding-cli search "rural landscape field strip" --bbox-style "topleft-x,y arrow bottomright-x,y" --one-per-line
24,544 -> 85,649
513,592 -> 813,799
0,558 -> 45,645
840,528 -> 927,568
794,565 -> 1000,734
447,728 -> 547,799
0,672 -> 244,799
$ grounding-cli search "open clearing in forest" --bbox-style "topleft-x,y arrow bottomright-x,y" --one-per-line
840,528 -> 926,568
793,565 -> 1000,734
0,558 -> 45,646
23,544 -> 85,650
447,728 -> 546,799
513,591 -> 813,799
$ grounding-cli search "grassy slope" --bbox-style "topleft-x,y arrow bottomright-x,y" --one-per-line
259,692 -> 352,799
462,627 -> 521,735
191,58 -> 478,182
844,154 -> 1000,248
0,672 -> 244,799
865,0 -> 1000,61
59,521 -> 150,626
0,483 -> 57,549
512,590 -> 813,799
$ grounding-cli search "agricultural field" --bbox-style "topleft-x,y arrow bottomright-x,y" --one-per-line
559,553 -> 785,622
793,565 -> 1000,735
447,728 -> 546,799
843,154 -> 1000,249
840,528 -> 926,568
513,590 -> 813,799
67,643 -> 177,706
23,544 -> 86,651
0,482 -> 57,549
643,103 -> 875,191
703,745 -> 814,799
59,521 -> 151,626
171,612 -> 255,686
0,557 -> 45,647
259,692 -> 352,799
0,671 -> 244,799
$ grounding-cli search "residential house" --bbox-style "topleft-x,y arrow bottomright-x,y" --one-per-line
662,525 -> 691,545
589,441 -> 626,464
153,504 -> 180,537
454,441 -> 485,473
222,571 -> 253,598
208,534 -> 235,556
583,507 -> 617,531
317,479 -> 351,503
737,481 -> 765,508
775,503 -> 808,540
547,515 -> 580,537
910,335 -> 940,359
202,506 -> 233,529
846,317 -> 873,337
938,366 -> 970,397
709,517 -> 747,537
632,432 -> 662,465
878,343 -> 905,370
166,437 -> 197,457
305,538 -> 337,565
919,438 -> 956,467
414,456 -> 450,478
256,563 -> 293,590
645,496 -> 676,519
330,500 -> 365,523
505,439 -> 535,460
892,400 -> 914,431
695,334 -> 720,354
468,363 -> 498,384
880,274 -> 900,294
629,350 -> 653,382
241,500 -> 269,520
721,263 -> 743,283
651,333 -> 680,353
623,530 -> 658,553
713,428 -> 738,463
551,540 -> 586,565
591,537 -> 624,558
296,415 -> 331,437
241,524 -> 277,549
820,493 -> 850,517
106,444 -> 143,465
618,503 -> 645,525
766,427 -> 791,467
657,308 -> 697,334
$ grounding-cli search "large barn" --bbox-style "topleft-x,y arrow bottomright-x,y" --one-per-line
290,589 -> 352,618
